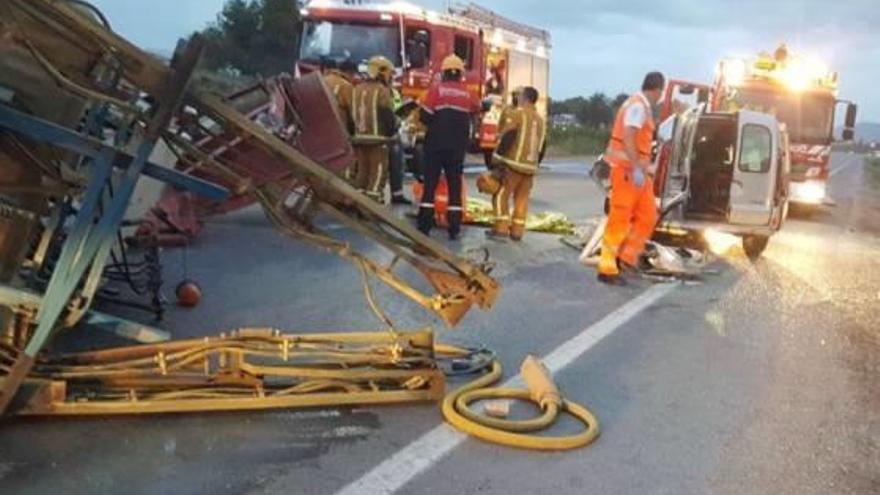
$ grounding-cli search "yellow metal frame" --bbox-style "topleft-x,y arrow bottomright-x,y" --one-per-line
4,328 -> 445,416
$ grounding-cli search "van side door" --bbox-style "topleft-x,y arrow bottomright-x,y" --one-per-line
730,110 -> 779,226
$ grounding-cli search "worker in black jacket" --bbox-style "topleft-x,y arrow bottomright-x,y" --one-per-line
417,54 -> 481,239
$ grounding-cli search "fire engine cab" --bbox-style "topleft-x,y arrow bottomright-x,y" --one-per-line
711,46 -> 857,207
297,0 -> 551,166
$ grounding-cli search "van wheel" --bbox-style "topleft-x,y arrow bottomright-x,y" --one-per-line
742,235 -> 769,260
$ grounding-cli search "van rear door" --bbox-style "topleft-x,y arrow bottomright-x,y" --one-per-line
659,106 -> 700,215
730,110 -> 778,226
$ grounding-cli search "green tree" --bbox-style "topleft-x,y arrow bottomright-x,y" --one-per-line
581,92 -> 612,129
200,0 -> 301,77
612,93 -> 629,112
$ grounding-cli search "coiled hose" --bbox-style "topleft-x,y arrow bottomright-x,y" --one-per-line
436,344 -> 600,451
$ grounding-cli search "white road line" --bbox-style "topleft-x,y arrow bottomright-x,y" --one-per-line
335,282 -> 679,495
830,155 -> 860,178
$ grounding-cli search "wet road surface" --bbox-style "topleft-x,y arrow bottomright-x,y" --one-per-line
0,153 -> 877,495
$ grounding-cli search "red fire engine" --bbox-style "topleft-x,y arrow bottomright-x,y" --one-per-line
711,46 -> 857,207
297,1 -> 551,166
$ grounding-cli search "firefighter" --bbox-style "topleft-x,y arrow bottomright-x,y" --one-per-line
321,57 -> 356,180
479,86 -> 523,191
417,54 -> 481,240
321,57 -> 354,131
597,71 -> 665,285
486,86 -> 546,241
351,56 -> 398,202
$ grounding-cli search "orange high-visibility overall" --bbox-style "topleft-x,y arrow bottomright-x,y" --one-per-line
599,93 -> 659,276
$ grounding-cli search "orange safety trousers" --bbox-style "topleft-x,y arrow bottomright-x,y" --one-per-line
492,170 -> 533,240
598,166 -> 658,275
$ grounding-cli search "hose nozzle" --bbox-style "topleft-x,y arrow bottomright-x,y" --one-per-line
521,355 -> 561,410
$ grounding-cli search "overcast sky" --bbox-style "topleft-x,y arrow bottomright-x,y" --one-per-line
91,0 -> 879,122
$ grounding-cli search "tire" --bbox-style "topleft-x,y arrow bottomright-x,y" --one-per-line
742,235 -> 770,260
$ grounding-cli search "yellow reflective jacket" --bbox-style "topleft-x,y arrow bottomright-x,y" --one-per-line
323,70 -> 354,132
493,104 -> 546,175
351,80 -> 396,145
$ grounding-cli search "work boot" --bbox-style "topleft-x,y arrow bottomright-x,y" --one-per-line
485,230 -> 509,242
449,230 -> 461,241
391,192 -> 412,205
597,273 -> 627,286
417,206 -> 435,236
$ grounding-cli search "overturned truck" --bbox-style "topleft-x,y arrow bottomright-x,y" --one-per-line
0,0 -> 499,416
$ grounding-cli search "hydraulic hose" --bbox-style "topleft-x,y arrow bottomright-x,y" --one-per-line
436,345 -> 600,451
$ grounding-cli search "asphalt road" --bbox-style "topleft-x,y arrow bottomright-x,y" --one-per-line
0,153 -> 877,495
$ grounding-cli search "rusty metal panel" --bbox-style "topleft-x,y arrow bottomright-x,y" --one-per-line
281,73 -> 356,175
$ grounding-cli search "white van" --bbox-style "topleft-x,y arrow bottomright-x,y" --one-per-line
654,105 -> 791,259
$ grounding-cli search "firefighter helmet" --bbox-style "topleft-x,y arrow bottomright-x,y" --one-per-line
441,54 -> 466,73
367,56 -> 394,82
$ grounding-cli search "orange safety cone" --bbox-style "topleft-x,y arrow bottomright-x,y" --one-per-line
412,176 -> 469,228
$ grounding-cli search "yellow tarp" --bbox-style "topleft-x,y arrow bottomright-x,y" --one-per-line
466,198 -> 576,235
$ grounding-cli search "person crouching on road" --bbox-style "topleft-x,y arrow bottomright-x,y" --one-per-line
351,56 -> 398,203
487,86 -> 546,242
597,71 -> 665,285
417,54 -> 481,240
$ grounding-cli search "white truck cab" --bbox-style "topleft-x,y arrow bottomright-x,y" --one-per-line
655,105 -> 790,259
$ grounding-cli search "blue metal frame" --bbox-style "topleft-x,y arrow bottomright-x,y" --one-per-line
0,101 -> 229,357
0,105 -> 228,202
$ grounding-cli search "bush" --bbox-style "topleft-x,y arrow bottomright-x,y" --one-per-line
546,126 -> 609,157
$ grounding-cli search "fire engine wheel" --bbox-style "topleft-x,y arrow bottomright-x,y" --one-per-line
742,235 -> 770,261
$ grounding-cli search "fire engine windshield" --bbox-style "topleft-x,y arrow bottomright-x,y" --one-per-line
300,21 -> 401,67
731,89 -> 834,144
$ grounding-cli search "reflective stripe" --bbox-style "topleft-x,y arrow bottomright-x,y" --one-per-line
370,158 -> 384,193
420,203 -> 435,208
371,88 -> 380,137
496,154 -> 538,175
514,113 -> 530,163
351,88 -> 360,131
447,206 -> 463,211
493,185 -> 506,214
512,218 -> 526,225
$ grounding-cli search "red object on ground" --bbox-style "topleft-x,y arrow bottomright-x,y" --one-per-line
412,176 -> 470,228
176,280 -> 202,308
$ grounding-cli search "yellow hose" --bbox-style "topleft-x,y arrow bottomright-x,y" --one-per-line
436,345 -> 600,451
